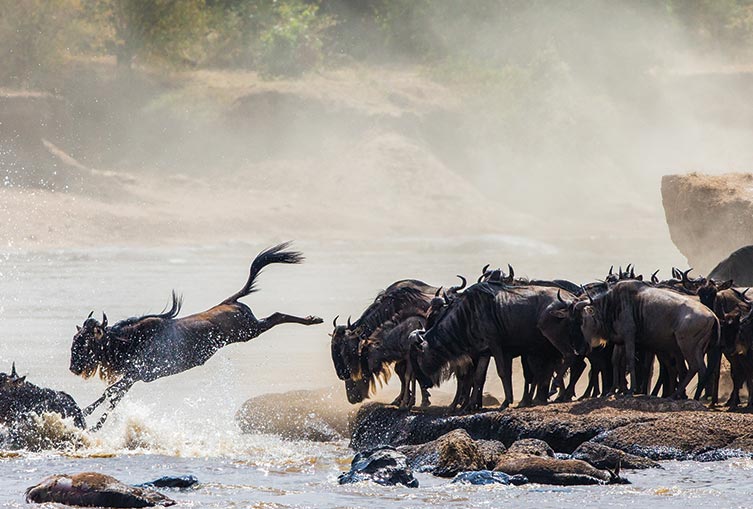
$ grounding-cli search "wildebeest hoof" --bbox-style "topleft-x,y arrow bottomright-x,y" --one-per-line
420,399 -> 431,408
25,473 -> 175,507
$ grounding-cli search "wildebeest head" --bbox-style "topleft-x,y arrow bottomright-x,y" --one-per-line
70,311 -> 108,379
540,290 -> 589,356
573,290 -> 608,349
0,363 -> 25,391
696,278 -> 734,309
330,315 -> 359,381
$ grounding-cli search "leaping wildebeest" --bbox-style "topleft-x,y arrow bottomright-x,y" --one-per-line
70,242 -> 323,431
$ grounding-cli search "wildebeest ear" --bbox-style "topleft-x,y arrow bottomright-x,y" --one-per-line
549,308 -> 569,319
76,325 -> 82,332
636,275 -> 643,281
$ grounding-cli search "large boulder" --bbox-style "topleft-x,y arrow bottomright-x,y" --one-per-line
397,429 -> 505,477
236,388 -> 354,442
494,446 -> 628,485
662,172 -> 753,273
25,473 -> 175,507
338,447 -> 419,487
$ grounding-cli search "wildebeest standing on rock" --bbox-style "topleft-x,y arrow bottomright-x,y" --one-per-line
0,363 -> 85,429
577,280 -> 719,398
70,242 -> 323,431
412,281 -> 587,409
330,279 -> 444,408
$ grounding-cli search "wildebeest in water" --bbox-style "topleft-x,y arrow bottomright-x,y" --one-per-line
0,363 -> 85,429
70,242 -> 323,430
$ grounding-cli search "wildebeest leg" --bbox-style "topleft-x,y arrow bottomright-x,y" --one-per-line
89,378 -> 136,432
492,353 -> 513,409
464,354 -> 490,412
608,345 -> 626,396
258,313 -> 323,332
726,355 -> 742,407
418,381 -> 431,408
675,332 -> 709,401
391,361 -> 407,406
704,344 -> 722,405
562,356 -> 586,401
82,393 -> 108,417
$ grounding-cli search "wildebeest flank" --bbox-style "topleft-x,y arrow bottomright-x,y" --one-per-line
70,242 -> 323,430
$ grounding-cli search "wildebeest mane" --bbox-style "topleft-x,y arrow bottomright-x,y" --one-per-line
353,286 -> 429,338
109,290 -> 184,333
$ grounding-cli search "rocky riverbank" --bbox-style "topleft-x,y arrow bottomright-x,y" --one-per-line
350,397 -> 753,462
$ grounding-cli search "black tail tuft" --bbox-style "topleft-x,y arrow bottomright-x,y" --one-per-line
224,241 -> 304,303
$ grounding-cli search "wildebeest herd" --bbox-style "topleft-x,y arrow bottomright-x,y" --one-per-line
330,264 -> 753,412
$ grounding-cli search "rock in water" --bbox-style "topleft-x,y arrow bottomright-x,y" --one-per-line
398,429 -> 505,477
25,473 -> 175,507
572,442 -> 660,470
493,439 -> 629,486
338,447 -> 419,487
136,475 -> 199,489
451,470 -> 528,485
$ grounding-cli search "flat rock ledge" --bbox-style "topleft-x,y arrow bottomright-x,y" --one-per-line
350,397 -> 753,462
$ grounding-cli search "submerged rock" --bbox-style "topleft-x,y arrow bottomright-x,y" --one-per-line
236,388 -> 353,442
338,447 -> 419,487
451,470 -> 528,485
572,442 -> 660,470
25,472 -> 175,507
136,475 -> 199,489
398,429 -> 505,477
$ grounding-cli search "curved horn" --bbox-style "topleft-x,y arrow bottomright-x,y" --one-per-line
87,310 -> 94,320
482,264 -> 490,274
651,269 -> 659,283
443,290 -> 451,305
102,312 -> 108,329
507,264 -> 514,279
557,289 -> 566,304
347,316 -> 353,328
618,266 -> 623,277
682,268 -> 693,282
609,265 -> 613,276
434,287 -> 442,297
630,266 -> 635,278
332,315 -> 339,328
449,275 -> 466,293
582,285 -> 594,305
11,362 -> 17,378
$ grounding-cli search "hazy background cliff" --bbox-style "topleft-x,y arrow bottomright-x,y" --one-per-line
2,0 -> 753,262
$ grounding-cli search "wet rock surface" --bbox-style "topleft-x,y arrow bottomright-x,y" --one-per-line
451,470 -> 528,485
25,472 -> 175,507
397,429 -> 505,477
351,396 -> 753,464
494,442 -> 628,485
338,447 -> 419,487
572,442 -> 660,470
